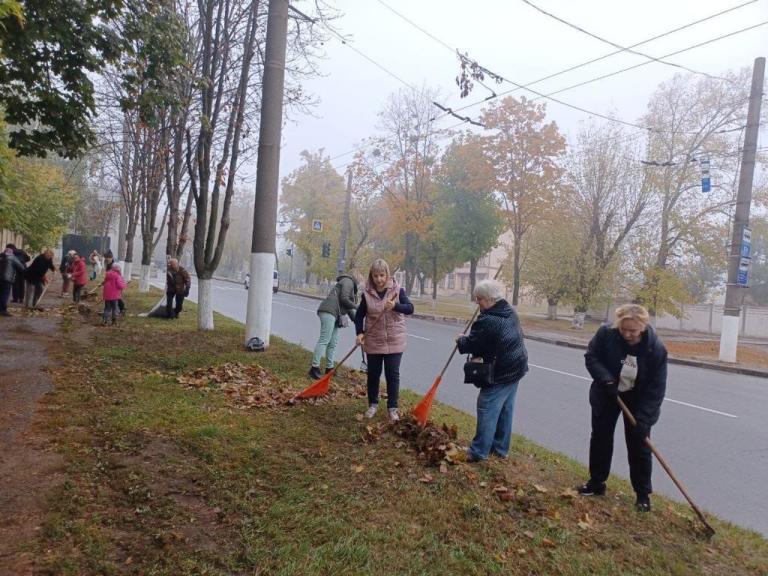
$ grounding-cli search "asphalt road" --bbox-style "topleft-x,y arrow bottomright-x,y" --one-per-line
170,277 -> 768,537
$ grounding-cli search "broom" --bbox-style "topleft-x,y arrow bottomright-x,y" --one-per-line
295,291 -> 398,400
412,265 -> 505,426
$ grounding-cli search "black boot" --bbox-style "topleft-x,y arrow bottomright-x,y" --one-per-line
308,366 -> 322,380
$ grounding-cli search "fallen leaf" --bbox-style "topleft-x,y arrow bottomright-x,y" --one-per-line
492,485 -> 508,493
355,414 -> 364,422
542,538 -> 557,548
497,492 -> 515,502
479,481 -> 488,488
352,465 -> 364,473
559,488 -> 578,500
417,474 -> 434,483
523,530 -> 535,539
516,548 -> 527,556
533,484 -> 549,493
439,462 -> 449,474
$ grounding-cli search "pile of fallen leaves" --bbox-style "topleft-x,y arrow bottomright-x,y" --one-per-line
388,414 -> 464,467
177,362 -> 296,409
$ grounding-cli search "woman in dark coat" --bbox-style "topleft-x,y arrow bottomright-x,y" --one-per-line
456,279 -> 528,462
24,249 -> 55,308
578,304 -> 668,512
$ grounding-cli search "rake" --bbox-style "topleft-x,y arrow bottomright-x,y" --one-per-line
412,265 -> 505,426
617,396 -> 715,536
294,291 -> 397,400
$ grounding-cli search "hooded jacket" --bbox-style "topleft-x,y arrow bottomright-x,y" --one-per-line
102,269 -> 127,301
0,251 -> 24,284
317,274 -> 358,321
457,298 -> 528,386
25,254 -> 55,283
585,324 -> 668,427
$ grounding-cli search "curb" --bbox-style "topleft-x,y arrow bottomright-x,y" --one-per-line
238,281 -> 768,379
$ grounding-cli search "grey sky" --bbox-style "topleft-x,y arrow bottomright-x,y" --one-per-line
277,0 -> 767,180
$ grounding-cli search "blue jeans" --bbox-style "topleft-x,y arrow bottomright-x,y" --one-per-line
469,380 -> 520,460
311,312 -> 339,369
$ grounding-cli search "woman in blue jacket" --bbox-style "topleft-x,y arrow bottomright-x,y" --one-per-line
578,304 -> 668,512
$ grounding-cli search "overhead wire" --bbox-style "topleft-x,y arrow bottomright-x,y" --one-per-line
518,0 -> 738,83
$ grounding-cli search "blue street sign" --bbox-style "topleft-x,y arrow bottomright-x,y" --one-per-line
700,158 -> 711,192
737,257 -> 750,286
741,227 -> 752,259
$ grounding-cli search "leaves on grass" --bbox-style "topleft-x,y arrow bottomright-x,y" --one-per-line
177,362 -> 295,409
388,414 -> 462,466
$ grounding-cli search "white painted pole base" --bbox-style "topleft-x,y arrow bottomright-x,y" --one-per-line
139,264 -> 150,293
718,314 -> 740,363
122,261 -> 133,282
245,252 -> 274,348
197,278 -> 214,331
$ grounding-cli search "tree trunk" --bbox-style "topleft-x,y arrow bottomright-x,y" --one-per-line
469,258 -> 478,297
431,255 -> 438,301
512,233 -> 522,305
547,298 -> 558,320
197,277 -> 214,331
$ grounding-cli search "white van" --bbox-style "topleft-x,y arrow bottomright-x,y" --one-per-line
272,270 -> 279,293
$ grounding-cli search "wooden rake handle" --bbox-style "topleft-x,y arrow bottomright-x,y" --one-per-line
616,397 -> 715,535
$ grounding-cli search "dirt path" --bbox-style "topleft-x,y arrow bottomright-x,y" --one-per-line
0,290 -> 66,575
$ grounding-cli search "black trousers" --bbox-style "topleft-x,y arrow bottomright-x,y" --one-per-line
166,293 -> 185,318
589,389 -> 653,496
12,275 -> 24,302
72,284 -> 84,303
366,352 -> 402,409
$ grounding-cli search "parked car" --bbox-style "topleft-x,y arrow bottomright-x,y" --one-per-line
272,270 -> 279,293
244,273 -> 250,290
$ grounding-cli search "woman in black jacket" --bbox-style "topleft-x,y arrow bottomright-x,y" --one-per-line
578,304 -> 668,512
24,249 -> 55,308
456,279 -> 528,462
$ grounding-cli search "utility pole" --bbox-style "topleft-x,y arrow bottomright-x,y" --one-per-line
245,0 -> 289,349
719,56 -> 765,363
337,170 -> 353,275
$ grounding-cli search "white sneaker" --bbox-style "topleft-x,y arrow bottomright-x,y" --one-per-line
388,408 -> 400,422
365,405 -> 378,419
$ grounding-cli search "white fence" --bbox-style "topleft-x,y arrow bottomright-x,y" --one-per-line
654,303 -> 768,338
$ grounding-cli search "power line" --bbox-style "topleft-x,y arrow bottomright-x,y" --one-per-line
519,0 -> 736,83
445,21 -> 765,132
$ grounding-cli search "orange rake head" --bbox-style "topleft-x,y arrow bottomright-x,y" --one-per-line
295,370 -> 334,399
412,375 -> 441,427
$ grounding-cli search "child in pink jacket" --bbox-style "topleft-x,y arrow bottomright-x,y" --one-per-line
101,264 -> 127,325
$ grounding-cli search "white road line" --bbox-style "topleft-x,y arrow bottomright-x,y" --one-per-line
408,333 -> 432,341
529,363 -> 738,419
274,301 -> 316,313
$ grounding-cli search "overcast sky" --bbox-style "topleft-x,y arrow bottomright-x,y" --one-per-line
274,0 -> 767,182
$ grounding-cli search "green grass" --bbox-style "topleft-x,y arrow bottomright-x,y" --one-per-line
31,286 -> 768,575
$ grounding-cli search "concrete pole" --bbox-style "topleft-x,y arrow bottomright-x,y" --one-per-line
719,57 -> 765,362
245,0 -> 289,348
337,171 -> 352,275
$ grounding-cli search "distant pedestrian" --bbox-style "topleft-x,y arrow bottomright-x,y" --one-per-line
89,250 -> 102,281
577,304 -> 668,513
101,264 -> 127,325
0,245 -> 25,316
355,259 -> 414,422
455,279 -> 528,462
11,245 -> 29,303
165,258 -> 191,319
66,253 -> 88,303
24,249 -> 55,309
308,269 -> 360,380
59,249 -> 75,297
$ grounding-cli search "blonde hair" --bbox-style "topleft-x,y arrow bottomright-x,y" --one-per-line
367,258 -> 390,286
613,304 -> 650,328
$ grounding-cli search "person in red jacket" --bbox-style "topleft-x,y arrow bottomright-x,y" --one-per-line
66,253 -> 88,303
101,264 -> 127,325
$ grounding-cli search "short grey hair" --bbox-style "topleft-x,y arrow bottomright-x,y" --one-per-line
472,279 -> 504,302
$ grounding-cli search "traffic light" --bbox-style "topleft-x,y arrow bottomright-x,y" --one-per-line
321,240 -> 331,258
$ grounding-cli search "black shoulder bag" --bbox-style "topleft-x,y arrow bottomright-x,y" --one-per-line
463,355 -> 495,389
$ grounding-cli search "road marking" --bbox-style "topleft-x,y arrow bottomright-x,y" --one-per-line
529,363 -> 738,419
663,399 -> 737,418
408,333 -> 432,341
274,301 -> 316,313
